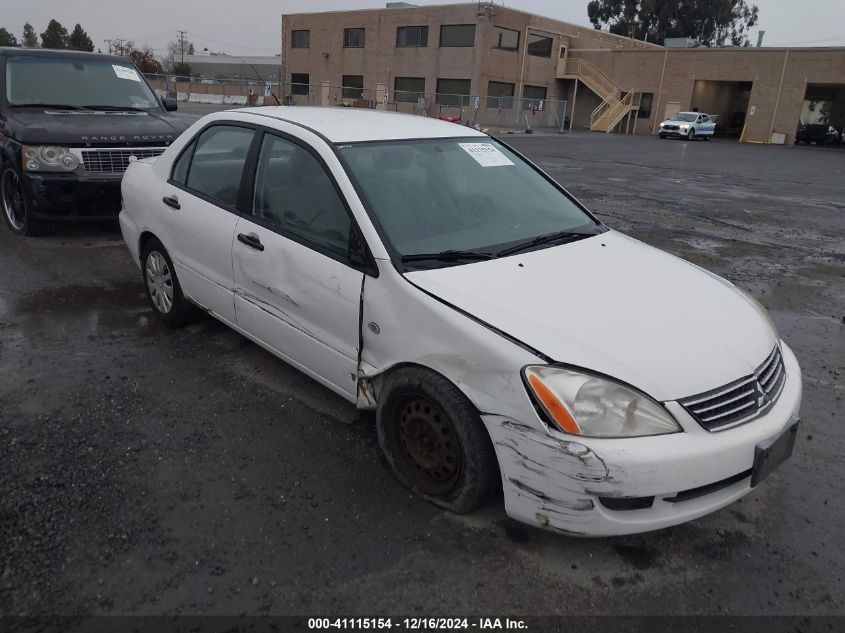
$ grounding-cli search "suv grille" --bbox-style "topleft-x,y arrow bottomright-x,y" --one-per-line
679,345 -> 786,431
80,147 -> 167,174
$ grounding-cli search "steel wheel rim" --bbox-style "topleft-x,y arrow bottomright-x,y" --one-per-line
393,395 -> 461,495
145,251 -> 174,314
2,170 -> 26,231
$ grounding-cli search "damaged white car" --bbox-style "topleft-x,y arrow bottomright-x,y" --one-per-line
120,107 -> 802,536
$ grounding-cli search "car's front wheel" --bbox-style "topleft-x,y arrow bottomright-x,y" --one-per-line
376,366 -> 499,514
688,128 -> 696,141
141,237 -> 198,326
1,165 -> 52,236
659,133 -> 666,139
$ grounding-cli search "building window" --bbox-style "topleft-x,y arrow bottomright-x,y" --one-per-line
394,77 -> 425,102
343,28 -> 365,48
522,84 -> 547,101
342,75 -> 364,100
291,73 -> 310,95
636,92 -> 654,118
527,34 -> 552,57
487,81 -> 514,109
396,25 -> 428,47
492,26 -> 519,51
436,78 -> 471,106
291,30 -> 310,49
440,24 -> 475,47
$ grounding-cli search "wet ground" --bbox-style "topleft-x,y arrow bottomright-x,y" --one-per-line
1,126 -> 843,619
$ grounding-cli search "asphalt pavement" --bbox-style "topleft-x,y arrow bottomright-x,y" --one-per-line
1,116 -> 843,620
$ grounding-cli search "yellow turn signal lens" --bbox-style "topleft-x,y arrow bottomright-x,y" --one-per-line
527,373 -> 581,434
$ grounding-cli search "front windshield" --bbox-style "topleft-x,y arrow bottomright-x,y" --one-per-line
673,113 -> 698,122
339,138 -> 602,262
5,57 -> 160,110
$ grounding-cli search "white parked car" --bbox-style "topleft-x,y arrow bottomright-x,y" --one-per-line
659,112 -> 717,140
120,107 -> 801,536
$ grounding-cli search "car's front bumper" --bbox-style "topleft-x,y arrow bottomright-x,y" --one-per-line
659,127 -> 692,138
22,171 -> 123,221
484,342 -> 803,537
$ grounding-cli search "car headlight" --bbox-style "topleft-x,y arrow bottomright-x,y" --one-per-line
679,124 -> 689,129
523,366 -> 682,437
22,146 -> 80,172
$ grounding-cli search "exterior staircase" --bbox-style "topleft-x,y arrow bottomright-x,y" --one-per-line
557,58 -> 640,133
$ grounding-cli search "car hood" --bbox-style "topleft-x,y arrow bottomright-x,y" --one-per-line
405,230 -> 777,402
2,109 -> 189,145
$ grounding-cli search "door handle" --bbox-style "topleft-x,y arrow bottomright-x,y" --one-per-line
162,195 -> 180,210
237,232 -> 264,252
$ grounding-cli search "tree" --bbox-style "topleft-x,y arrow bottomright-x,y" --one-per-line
172,62 -> 192,80
68,24 -> 94,51
40,19 -> 69,49
162,39 -> 195,71
587,0 -> 760,47
0,28 -> 18,47
129,46 -> 163,74
22,23 -> 38,48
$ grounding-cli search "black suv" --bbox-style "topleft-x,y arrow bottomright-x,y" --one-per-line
795,123 -> 842,147
1,47 -> 190,235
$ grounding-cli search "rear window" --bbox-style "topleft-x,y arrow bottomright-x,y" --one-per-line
5,56 -> 160,110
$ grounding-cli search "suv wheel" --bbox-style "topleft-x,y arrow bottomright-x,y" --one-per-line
1,166 -> 52,236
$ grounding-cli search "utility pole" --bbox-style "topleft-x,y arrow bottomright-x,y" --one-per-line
177,30 -> 188,63
105,38 -> 127,55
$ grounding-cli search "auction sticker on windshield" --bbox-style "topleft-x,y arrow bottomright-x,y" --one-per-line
113,65 -> 141,82
459,142 -> 514,167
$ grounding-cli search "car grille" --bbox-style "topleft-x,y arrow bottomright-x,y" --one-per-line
679,345 -> 786,431
664,125 -> 679,130
80,147 -> 167,174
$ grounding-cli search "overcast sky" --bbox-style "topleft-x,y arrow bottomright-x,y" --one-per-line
2,0 -> 843,56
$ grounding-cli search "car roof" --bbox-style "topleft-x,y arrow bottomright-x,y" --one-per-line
236,106 -> 487,143
0,47 -> 129,63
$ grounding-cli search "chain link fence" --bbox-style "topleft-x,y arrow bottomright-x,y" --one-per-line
143,74 -> 569,133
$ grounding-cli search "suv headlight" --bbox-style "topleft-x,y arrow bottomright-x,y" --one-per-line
523,366 -> 681,438
22,146 -> 80,172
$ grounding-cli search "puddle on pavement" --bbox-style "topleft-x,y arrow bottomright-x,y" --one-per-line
2,281 -> 174,341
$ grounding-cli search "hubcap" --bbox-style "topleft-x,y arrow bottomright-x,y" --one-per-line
394,396 -> 461,495
2,170 -> 26,231
145,251 -> 174,314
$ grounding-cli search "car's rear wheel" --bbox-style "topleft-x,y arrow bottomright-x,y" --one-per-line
376,366 -> 499,514
1,166 -> 53,236
141,237 -> 198,326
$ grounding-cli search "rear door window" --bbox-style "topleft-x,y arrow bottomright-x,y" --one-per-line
184,125 -> 255,208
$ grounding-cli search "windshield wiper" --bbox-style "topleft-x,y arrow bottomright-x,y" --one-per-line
82,105 -> 150,112
496,230 -> 593,257
401,250 -> 494,264
10,103 -> 81,110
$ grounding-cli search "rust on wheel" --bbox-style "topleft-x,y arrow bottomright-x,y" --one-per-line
394,395 -> 461,495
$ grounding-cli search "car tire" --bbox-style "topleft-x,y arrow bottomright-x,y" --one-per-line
141,237 -> 199,327
376,366 -> 499,514
688,129 -> 696,141
659,133 -> 666,139
703,135 -> 711,141
1,165 -> 54,236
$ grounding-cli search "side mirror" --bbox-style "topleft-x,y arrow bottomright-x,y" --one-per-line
162,97 -> 178,112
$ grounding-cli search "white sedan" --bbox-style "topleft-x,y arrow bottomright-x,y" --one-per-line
120,107 -> 801,536
659,112 -> 717,140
